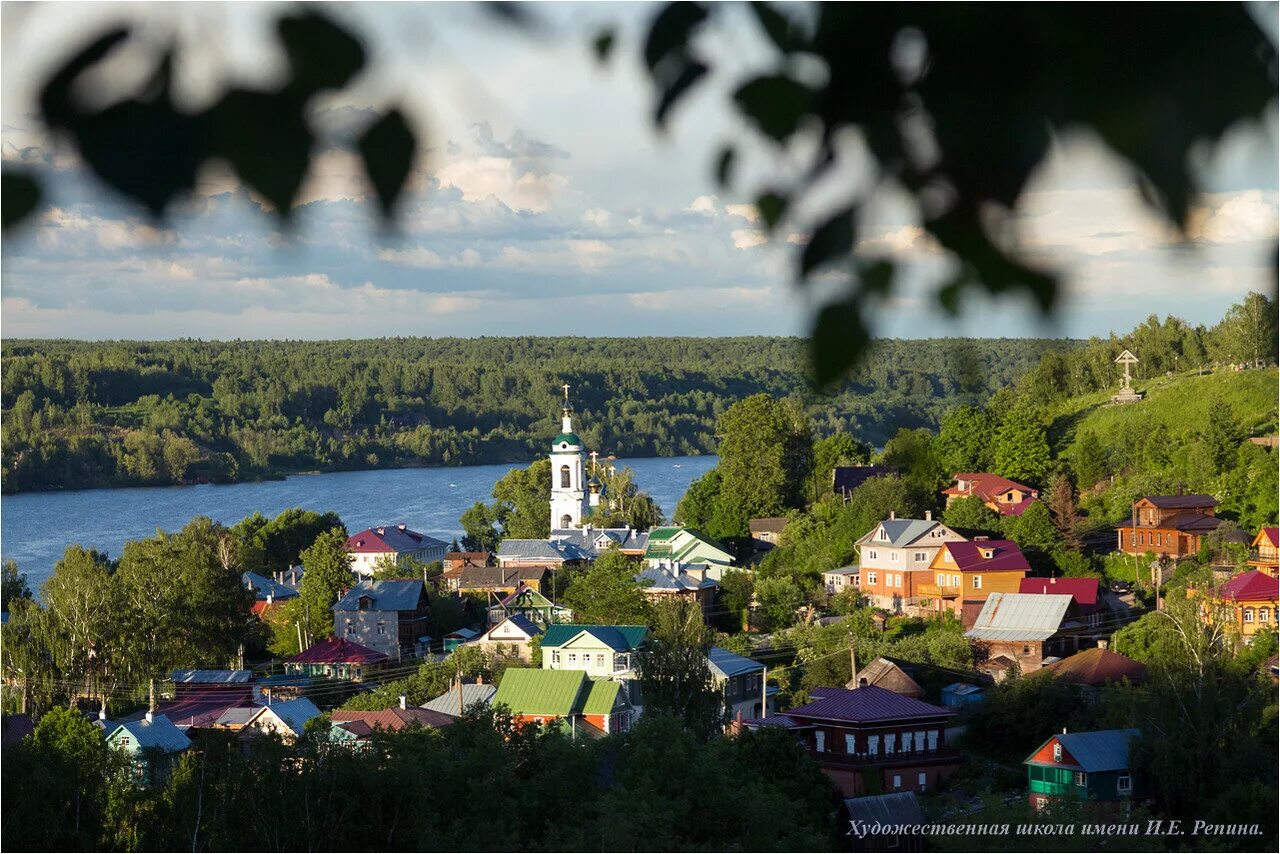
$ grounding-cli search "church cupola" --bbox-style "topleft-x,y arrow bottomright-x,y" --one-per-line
550,383 -> 589,530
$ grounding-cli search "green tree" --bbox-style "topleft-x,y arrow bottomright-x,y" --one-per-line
992,400 -> 1052,485
714,569 -> 755,634
936,405 -> 994,474
941,495 -> 1002,535
1001,500 -> 1061,554
1,559 -> 31,609
754,576 -> 804,633
254,507 -> 346,573
714,394 -> 813,530
674,467 -> 722,530
562,547 -> 652,626
1044,472 -> 1082,550
1071,430 -> 1108,488
809,432 -> 870,503
1207,290 -> 1278,366
636,599 -> 723,739
1201,399 -> 1242,474
492,458 -> 552,538
41,546 -> 120,701
296,527 -> 355,644
878,427 -> 948,497
459,501 -> 501,552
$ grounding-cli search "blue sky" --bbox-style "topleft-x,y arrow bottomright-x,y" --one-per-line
2,2 -> 1276,341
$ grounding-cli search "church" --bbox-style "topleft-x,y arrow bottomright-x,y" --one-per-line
548,384 -> 601,532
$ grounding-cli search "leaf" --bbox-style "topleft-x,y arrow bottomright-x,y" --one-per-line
715,145 -> 736,188
358,109 -> 418,219
39,27 -> 130,128
749,2 -> 799,54
733,75 -> 812,142
212,89 -> 313,218
644,2 -> 708,71
655,60 -> 708,129
481,2 -> 536,29
593,29 -> 616,63
799,206 -> 855,278
755,190 -> 788,231
2,171 -> 42,231
810,288 -> 872,389
278,12 -> 366,96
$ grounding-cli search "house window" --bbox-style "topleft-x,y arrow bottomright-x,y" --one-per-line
892,775 -> 901,789
596,654 -> 606,668
1034,796 -> 1048,811
937,573 -> 945,585
845,734 -> 856,754
1260,608 -> 1271,623
867,572 -> 878,585
1243,608 -> 1255,623
560,514 -> 572,529
868,550 -> 878,560
884,733 -> 896,754
1117,773 -> 1133,794
1053,743 -> 1063,762
868,735 -> 879,756
552,651 -> 561,665
560,465 -> 571,488
972,576 -> 983,589
914,731 -> 925,752
120,736 -> 131,747
815,731 -> 826,753
918,772 -> 927,791
1075,772 -> 1086,786
913,552 -> 927,562
377,622 -> 386,635
927,731 -> 938,751
568,653 -> 578,664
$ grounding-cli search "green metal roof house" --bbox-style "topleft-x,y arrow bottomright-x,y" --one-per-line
492,668 -> 633,736
1024,728 -> 1144,811
644,527 -> 736,573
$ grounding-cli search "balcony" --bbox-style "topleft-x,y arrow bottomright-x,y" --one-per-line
811,747 -> 962,768
919,584 -> 961,598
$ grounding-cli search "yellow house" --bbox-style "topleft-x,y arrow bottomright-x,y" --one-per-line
1249,528 -> 1279,576
922,540 -> 1031,628
1194,570 -> 1279,638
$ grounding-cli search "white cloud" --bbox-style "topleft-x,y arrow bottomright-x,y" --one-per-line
688,195 -> 719,214
434,156 -> 568,213
725,203 -> 759,222
731,229 -> 767,249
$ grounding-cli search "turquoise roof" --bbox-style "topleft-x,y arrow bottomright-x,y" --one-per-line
553,432 -> 582,447
541,624 -> 649,652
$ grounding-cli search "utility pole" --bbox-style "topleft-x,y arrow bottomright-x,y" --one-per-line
849,626 -> 858,688
456,653 -> 464,717
761,665 -> 768,718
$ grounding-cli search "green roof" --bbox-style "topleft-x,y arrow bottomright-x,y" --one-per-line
553,432 -> 582,446
540,624 -> 650,652
581,679 -> 622,715
493,669 -> 587,716
647,527 -> 682,541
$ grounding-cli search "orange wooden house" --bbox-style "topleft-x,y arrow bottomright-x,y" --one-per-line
1249,528 -> 1279,576
1115,494 -> 1222,558
921,540 -> 1030,627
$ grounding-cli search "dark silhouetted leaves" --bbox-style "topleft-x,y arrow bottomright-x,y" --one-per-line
749,2 -> 800,54
2,171 -> 42,231
358,109 -> 418,219
212,89 -> 312,217
715,145 -> 736,188
810,261 -> 892,387
755,190 -> 787,231
644,2 -> 707,71
38,27 -> 130,128
278,12 -> 366,96
733,75 -> 812,142
593,29 -> 616,63
655,60 -> 708,128
799,206 -> 855,279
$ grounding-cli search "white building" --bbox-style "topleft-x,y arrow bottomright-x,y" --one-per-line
549,385 -> 591,531
344,524 -> 448,578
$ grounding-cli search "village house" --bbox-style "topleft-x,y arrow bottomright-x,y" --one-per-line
333,579 -> 432,660
441,551 -> 492,590
846,657 -> 925,699
964,592 -> 1083,680
345,524 -> 448,578
469,614 -> 545,662
1018,576 -> 1108,641
242,571 -> 298,618
486,582 -> 571,626
942,473 -> 1040,516
635,563 -> 719,620
708,646 -> 775,721
1115,494 -> 1222,558
751,685 -> 959,798
550,524 -> 651,558
644,527 -> 737,574
922,539 -> 1031,627
240,698 -> 321,743
1024,729 -> 1143,811
842,792 -> 926,853
491,668 -> 634,736
422,681 -> 497,718
329,705 -> 457,747
105,714 -> 192,783
122,670 -> 256,731
442,627 -> 479,652
833,465 -> 898,501
542,624 -> 649,698
749,517 -> 788,552
1249,527 -> 1279,576
458,564 -> 553,598
1033,646 -> 1148,690
855,513 -> 967,613
823,565 -> 860,596
496,539 -> 588,570
1192,569 -> 1279,639
286,637 -> 389,682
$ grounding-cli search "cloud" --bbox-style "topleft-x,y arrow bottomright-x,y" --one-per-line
731,229 -> 767,249
688,195 -> 719,214
434,156 -> 568,213
725,203 -> 759,222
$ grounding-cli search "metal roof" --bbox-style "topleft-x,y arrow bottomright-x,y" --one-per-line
550,527 -> 650,556
497,539 -> 587,561
1018,576 -> 1099,606
242,572 -> 300,601
868,519 -> 939,546
843,792 -> 924,826
248,698 -> 321,735
171,669 -> 252,684
287,637 -> 389,665
476,614 -> 544,643
541,624 -> 649,652
333,580 -> 425,613
422,684 -> 497,716
1141,494 -> 1218,509
329,708 -> 456,732
346,525 -> 448,554
214,706 -> 262,727
785,685 -> 953,724
965,592 -> 1073,641
108,715 -> 192,752
635,566 -> 718,591
581,679 -> 624,715
1037,648 -> 1147,686
1026,728 -> 1141,773
492,668 -> 588,716
708,646 -> 763,679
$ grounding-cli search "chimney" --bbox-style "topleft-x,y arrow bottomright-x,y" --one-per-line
376,527 -> 385,536
1097,639 -> 1109,650
1062,727 -> 1068,734
858,677 -> 868,688
889,510 -> 896,521
145,710 -> 154,724
1049,577 -> 1057,585
399,695 -> 407,710
99,704 -> 107,721
398,523 -> 407,531
925,510 -> 932,521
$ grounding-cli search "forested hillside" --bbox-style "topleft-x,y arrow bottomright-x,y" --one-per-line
1,336 -> 1064,493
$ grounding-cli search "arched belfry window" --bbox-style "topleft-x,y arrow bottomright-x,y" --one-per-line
560,465 -> 571,488
561,514 -> 573,529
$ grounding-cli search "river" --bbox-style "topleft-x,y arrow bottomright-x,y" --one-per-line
0,455 -> 719,591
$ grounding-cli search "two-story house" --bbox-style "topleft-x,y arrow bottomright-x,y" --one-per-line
856,513 -> 967,613
708,646 -> 776,721
542,624 -> 648,713
492,668 -> 634,736
1024,729 -> 1143,812
644,527 -> 736,574
470,614 -> 544,663
1249,528 -> 1279,576
1192,569 -> 1278,639
943,473 -> 1039,516
345,524 -> 448,578
753,685 -> 959,798
1115,494 -> 1222,558
964,592 -> 1081,679
333,579 -> 432,660
922,539 -> 1030,627
486,582 -> 571,626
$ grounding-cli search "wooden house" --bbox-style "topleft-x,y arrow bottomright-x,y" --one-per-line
542,624 -> 649,711
923,540 -> 1030,627
1115,494 -> 1222,558
855,513 -> 966,614
1192,569 -> 1279,638
470,614 -> 545,663
328,706 -> 457,747
1249,528 -> 1279,576
486,582 -> 571,627
823,565 -> 860,596
457,564 -> 552,596
749,517 -> 788,552
1024,729 -> 1143,811
708,646 -> 774,721
491,668 -> 634,736
105,714 -> 191,784
286,637 -> 389,682
842,792 -> 926,852
964,592 -> 1083,679
846,657 -> 924,699
1034,646 -> 1147,688
942,473 -> 1039,516
241,698 -> 321,743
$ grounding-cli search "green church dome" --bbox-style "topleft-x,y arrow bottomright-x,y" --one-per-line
553,432 -> 582,447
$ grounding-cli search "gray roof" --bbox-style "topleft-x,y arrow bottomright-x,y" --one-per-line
242,572 -> 299,601
497,539 -> 588,561
868,519 -> 939,546
550,527 -> 650,557
822,565 -> 859,577
422,684 -> 497,716
250,698 -> 321,735
171,669 -> 252,684
477,614 -> 544,642
108,715 -> 192,752
1027,728 -> 1141,772
333,579 -> 426,613
965,592 -> 1074,641
843,792 -> 924,826
214,706 -> 262,727
708,646 -> 763,679
635,566 -> 718,591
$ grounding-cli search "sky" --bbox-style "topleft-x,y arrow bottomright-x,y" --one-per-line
1,2 -> 1277,342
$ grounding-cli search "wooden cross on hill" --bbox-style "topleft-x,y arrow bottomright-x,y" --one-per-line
1114,349 -> 1138,389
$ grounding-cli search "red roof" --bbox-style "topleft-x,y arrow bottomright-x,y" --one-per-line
346,525 -> 442,554
1038,647 -> 1147,686
940,540 -> 1030,573
287,637 -> 389,665
1019,576 -> 1099,607
330,708 -> 456,732
784,685 -> 953,724
1215,570 -> 1279,603
944,473 -> 1039,505
1256,528 -> 1280,548
996,498 -> 1037,517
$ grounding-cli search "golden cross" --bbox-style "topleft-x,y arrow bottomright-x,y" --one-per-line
562,383 -> 570,402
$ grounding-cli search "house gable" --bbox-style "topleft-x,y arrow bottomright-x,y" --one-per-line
1028,735 -> 1083,769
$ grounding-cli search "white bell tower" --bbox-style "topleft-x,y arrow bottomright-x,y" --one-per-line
550,383 -> 588,531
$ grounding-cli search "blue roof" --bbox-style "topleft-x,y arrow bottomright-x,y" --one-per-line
708,646 -> 763,678
497,539 -> 589,561
171,669 -> 252,684
252,698 -> 321,736
872,519 -> 939,546
1026,728 -> 1141,772
540,624 -> 649,652
333,580 -> 425,613
243,572 -> 299,601
108,715 -> 192,752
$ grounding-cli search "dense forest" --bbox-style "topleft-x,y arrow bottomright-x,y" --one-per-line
1,336 -> 1064,493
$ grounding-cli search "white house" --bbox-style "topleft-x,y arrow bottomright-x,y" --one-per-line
345,524 -> 448,578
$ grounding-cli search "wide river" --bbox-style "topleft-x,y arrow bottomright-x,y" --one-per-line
0,455 -> 718,591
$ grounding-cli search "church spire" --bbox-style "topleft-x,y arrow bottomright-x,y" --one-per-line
561,382 -> 573,433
